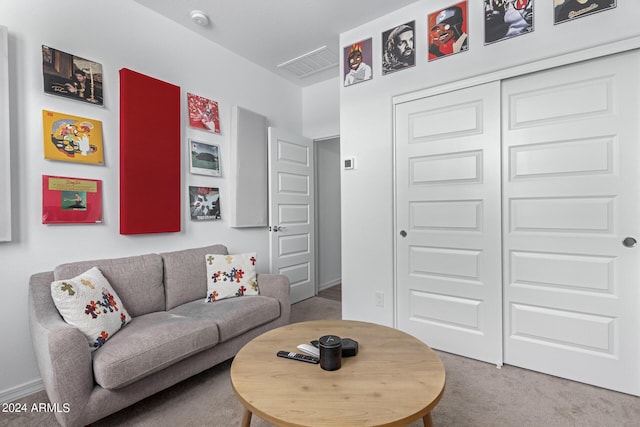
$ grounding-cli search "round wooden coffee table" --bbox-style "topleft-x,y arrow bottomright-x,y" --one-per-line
230,319 -> 446,427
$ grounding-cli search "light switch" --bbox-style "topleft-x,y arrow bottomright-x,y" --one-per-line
344,157 -> 355,170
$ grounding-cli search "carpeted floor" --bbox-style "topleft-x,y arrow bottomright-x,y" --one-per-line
2,294 -> 639,426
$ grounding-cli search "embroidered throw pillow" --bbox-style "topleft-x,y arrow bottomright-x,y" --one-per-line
205,252 -> 259,302
51,266 -> 131,351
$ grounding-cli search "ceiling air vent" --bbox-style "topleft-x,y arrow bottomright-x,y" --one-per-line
277,46 -> 338,78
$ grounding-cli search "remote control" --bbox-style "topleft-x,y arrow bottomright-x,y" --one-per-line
276,350 -> 320,364
297,343 -> 320,357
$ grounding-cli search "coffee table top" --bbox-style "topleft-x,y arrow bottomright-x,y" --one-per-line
230,319 -> 446,427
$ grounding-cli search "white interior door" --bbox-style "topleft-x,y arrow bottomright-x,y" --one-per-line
502,51 -> 640,395
395,81 -> 503,365
268,127 -> 315,303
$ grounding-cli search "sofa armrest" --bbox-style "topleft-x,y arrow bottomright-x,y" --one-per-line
28,271 -> 93,424
257,274 -> 291,323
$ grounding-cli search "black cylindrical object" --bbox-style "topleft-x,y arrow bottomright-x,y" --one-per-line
318,335 -> 342,371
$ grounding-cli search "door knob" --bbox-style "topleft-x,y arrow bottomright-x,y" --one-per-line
400,230 -> 407,238
622,237 -> 637,248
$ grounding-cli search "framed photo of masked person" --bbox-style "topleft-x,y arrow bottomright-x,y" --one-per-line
554,0 -> 615,25
382,21 -> 415,75
343,38 -> 372,87
484,0 -> 534,45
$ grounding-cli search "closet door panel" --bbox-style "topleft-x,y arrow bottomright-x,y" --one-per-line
502,51 -> 640,396
395,81 -> 503,365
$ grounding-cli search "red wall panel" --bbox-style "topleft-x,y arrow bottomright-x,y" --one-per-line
119,68 -> 181,234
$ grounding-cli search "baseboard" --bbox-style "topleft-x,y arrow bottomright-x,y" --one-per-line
0,378 -> 44,403
318,279 -> 341,291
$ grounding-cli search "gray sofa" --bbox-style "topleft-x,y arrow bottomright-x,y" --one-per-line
28,244 -> 290,427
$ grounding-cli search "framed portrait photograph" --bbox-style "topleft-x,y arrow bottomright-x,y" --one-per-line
42,175 -> 103,224
189,186 -> 221,221
42,110 -> 104,165
554,0 -> 616,24
189,139 -> 221,176
485,0 -> 534,45
382,21 -> 415,75
343,38 -> 373,87
187,92 -> 220,133
428,1 -> 469,61
42,46 -> 103,105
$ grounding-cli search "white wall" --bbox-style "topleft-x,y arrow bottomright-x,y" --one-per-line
302,77 -> 340,140
339,0 -> 640,325
0,0 -> 303,400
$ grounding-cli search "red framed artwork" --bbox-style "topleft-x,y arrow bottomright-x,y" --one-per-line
428,1 -> 469,61
187,92 -> 220,133
42,175 -> 103,224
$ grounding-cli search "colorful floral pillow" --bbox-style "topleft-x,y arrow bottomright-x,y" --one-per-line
51,266 -> 131,351
205,253 -> 259,302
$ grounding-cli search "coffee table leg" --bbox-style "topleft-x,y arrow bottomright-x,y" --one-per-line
423,412 -> 434,427
241,408 -> 253,427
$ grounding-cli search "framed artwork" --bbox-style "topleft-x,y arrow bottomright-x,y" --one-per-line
190,139 -> 221,176
42,110 -> 104,164
382,21 -> 416,75
0,26 -> 10,241
42,175 -> 103,224
187,92 -> 220,133
343,38 -> 372,86
42,46 -> 103,105
485,0 -> 534,45
189,186 -> 221,221
428,1 -> 469,61
554,0 -> 615,24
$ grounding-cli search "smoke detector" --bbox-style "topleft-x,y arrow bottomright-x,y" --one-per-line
190,10 -> 210,26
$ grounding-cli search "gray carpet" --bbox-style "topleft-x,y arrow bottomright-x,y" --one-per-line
2,296 -> 639,426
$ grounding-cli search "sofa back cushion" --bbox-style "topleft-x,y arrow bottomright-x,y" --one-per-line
161,244 -> 228,310
54,253 -> 164,317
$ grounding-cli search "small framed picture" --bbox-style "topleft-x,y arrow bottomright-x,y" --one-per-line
484,0 -> 534,45
343,38 -> 373,86
189,186 -> 220,221
382,21 -> 416,75
189,139 -> 221,177
428,1 -> 469,61
187,92 -> 220,133
554,0 -> 616,25
42,109 -> 104,165
42,46 -> 103,105
42,175 -> 103,224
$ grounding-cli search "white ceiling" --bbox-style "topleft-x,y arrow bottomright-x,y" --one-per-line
133,0 -> 419,87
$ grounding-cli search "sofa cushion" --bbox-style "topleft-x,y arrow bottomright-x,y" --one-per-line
54,253 -> 164,317
161,244 -> 228,310
205,252 -> 259,302
92,311 -> 219,390
169,296 -> 280,342
51,267 -> 132,351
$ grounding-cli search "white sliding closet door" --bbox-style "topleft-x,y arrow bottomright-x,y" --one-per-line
502,50 -> 640,395
395,82 -> 503,365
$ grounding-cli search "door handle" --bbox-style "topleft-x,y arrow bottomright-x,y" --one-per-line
400,230 -> 407,238
622,237 -> 637,248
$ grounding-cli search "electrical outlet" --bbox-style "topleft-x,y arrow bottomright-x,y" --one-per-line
375,291 -> 384,307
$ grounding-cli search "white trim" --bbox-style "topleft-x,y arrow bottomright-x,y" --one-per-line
0,25 -> 11,242
393,35 -> 640,106
0,378 -> 44,404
